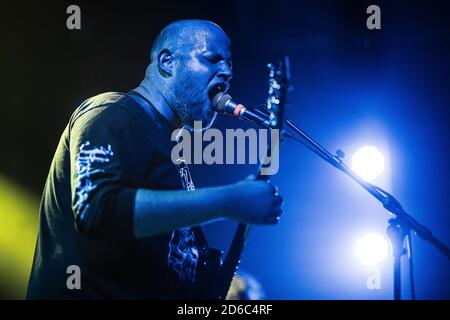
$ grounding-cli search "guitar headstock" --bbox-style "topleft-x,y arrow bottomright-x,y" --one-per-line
265,56 -> 290,131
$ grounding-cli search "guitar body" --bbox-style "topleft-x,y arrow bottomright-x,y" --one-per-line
193,247 -> 223,299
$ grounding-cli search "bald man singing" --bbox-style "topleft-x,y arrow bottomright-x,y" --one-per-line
27,20 -> 283,299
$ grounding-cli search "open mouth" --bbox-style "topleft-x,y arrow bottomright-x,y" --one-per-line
208,83 -> 227,101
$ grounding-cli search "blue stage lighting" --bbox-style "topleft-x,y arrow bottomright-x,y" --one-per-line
351,146 -> 385,182
355,233 -> 389,267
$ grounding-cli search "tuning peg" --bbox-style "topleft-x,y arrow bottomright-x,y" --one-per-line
270,96 -> 280,104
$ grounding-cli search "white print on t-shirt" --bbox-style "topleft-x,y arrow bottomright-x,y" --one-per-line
167,154 -> 199,284
74,141 -> 113,222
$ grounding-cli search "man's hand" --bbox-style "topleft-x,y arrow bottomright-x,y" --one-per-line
224,175 -> 283,225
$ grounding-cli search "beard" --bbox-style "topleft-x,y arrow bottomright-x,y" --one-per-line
170,71 -> 217,131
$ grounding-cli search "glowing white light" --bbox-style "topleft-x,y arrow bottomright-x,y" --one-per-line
355,233 -> 389,267
351,146 -> 385,181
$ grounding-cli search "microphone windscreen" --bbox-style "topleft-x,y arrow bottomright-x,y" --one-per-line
212,93 -> 232,112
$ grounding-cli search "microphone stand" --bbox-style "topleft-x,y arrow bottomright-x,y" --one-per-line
283,119 -> 450,300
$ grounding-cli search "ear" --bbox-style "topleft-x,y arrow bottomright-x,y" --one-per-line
158,49 -> 175,76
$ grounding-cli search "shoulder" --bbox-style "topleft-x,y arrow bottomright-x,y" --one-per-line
82,91 -> 127,107
70,92 -> 128,123
67,91 -> 166,151
68,92 -> 150,133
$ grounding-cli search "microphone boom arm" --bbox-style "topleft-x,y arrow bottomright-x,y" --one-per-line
284,118 -> 450,260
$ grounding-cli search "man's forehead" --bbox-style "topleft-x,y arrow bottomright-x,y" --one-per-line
179,25 -> 231,55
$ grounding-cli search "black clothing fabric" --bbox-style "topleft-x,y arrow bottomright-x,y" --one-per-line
27,91 -> 202,299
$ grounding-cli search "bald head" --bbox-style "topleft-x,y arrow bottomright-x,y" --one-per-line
150,20 -> 230,63
138,19 -> 233,129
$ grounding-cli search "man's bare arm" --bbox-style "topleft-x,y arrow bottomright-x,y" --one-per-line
133,179 -> 283,239
133,186 -> 229,239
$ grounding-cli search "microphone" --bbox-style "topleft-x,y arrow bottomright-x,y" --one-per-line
212,93 -> 275,129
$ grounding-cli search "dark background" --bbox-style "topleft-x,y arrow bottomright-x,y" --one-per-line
0,0 -> 449,299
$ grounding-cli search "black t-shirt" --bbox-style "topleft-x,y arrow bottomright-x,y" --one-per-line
27,91 -> 203,299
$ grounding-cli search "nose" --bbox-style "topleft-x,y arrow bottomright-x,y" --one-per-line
217,61 -> 233,81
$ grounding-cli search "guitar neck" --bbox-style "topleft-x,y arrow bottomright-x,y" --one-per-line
213,57 -> 289,300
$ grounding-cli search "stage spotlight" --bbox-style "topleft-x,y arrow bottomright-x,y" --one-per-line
355,233 -> 389,267
351,146 -> 385,181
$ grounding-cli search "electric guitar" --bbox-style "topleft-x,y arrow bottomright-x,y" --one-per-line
193,56 -> 290,299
